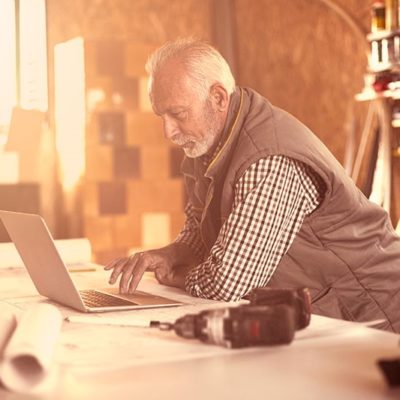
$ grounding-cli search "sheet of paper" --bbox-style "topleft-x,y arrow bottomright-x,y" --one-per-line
0,238 -> 92,269
57,278 -> 244,373
57,317 -> 234,373
0,303 -> 62,393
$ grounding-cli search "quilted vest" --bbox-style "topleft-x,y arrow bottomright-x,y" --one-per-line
181,87 -> 400,332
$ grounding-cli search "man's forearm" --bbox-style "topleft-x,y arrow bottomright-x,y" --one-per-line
152,243 -> 199,291
156,241 -> 202,268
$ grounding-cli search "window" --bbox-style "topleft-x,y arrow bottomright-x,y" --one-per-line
0,0 -> 47,144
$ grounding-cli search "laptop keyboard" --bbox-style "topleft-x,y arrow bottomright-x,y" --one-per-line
79,289 -> 138,308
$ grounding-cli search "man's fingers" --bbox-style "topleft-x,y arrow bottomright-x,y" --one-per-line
119,262 -> 136,293
120,254 -> 146,293
106,251 -> 171,293
104,257 -> 124,271
108,259 -> 126,284
127,265 -> 148,293
109,256 -> 137,284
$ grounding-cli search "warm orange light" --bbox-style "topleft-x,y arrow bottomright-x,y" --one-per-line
19,0 -> 48,111
54,37 -> 85,192
87,88 -> 105,113
0,0 -> 17,130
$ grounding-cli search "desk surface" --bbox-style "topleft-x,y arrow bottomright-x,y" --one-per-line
0,267 -> 399,400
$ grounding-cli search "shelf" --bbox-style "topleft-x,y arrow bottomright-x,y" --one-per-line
355,90 -> 391,101
367,29 -> 400,42
368,62 -> 399,73
359,26 -> 400,225
355,89 -> 400,102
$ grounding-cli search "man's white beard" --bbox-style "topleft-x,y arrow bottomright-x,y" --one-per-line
183,134 -> 216,158
184,102 -> 221,158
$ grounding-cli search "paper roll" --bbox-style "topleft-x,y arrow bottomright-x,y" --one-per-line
0,303 -> 62,393
0,238 -> 92,269
0,306 -> 17,355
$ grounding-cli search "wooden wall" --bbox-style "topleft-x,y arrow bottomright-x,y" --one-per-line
234,0 -> 370,161
46,0 -> 381,260
47,0 -> 213,262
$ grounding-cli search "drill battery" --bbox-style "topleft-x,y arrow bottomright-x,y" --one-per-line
248,287 -> 311,330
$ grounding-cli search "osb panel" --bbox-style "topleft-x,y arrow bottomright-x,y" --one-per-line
127,180 -> 184,213
46,0 -> 213,46
331,0 -> 371,32
112,214 -> 142,248
46,0 -> 214,156
142,212 -> 171,248
85,145 -> 113,182
233,0 -> 370,163
84,216 -> 114,251
94,248 -> 129,265
82,181 -> 98,217
141,146 -> 170,180
125,43 -> 158,77
125,112 -> 164,146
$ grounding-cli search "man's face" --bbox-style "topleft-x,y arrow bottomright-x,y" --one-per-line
149,61 -> 224,158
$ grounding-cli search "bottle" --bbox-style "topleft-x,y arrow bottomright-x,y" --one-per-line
386,0 -> 399,31
371,1 -> 386,32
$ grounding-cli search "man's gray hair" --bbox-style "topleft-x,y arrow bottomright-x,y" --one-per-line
145,38 -> 236,99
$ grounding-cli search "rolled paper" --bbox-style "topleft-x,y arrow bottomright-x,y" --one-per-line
0,303 -> 62,393
0,306 -> 17,355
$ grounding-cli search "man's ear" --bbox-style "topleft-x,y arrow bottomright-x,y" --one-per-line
210,84 -> 229,112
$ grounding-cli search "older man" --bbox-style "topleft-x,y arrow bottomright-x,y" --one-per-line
105,38 -> 400,332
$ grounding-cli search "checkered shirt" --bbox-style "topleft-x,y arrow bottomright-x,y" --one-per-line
175,155 -> 325,301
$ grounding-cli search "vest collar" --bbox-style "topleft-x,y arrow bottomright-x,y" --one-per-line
181,87 -> 246,179
204,87 -> 244,178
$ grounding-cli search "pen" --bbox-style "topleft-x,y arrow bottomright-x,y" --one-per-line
65,315 -> 151,327
68,267 -> 97,273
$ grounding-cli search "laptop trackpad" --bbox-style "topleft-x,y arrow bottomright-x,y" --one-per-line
100,287 -> 181,306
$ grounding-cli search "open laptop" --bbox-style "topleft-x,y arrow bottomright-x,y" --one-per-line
0,210 -> 182,312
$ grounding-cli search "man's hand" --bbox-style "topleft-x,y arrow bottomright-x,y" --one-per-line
154,264 -> 193,290
104,249 -> 189,293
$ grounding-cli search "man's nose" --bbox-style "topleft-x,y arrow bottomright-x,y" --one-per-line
162,116 -> 178,140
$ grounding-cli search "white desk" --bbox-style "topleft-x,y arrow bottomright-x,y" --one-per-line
0,267 -> 399,400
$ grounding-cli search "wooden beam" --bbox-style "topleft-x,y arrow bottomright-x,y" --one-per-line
211,0 -> 237,78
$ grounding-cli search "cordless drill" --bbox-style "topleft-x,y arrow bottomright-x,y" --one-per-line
151,287 -> 311,348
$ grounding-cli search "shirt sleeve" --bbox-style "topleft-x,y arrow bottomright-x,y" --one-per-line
184,155 -> 323,301
173,202 -> 207,262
